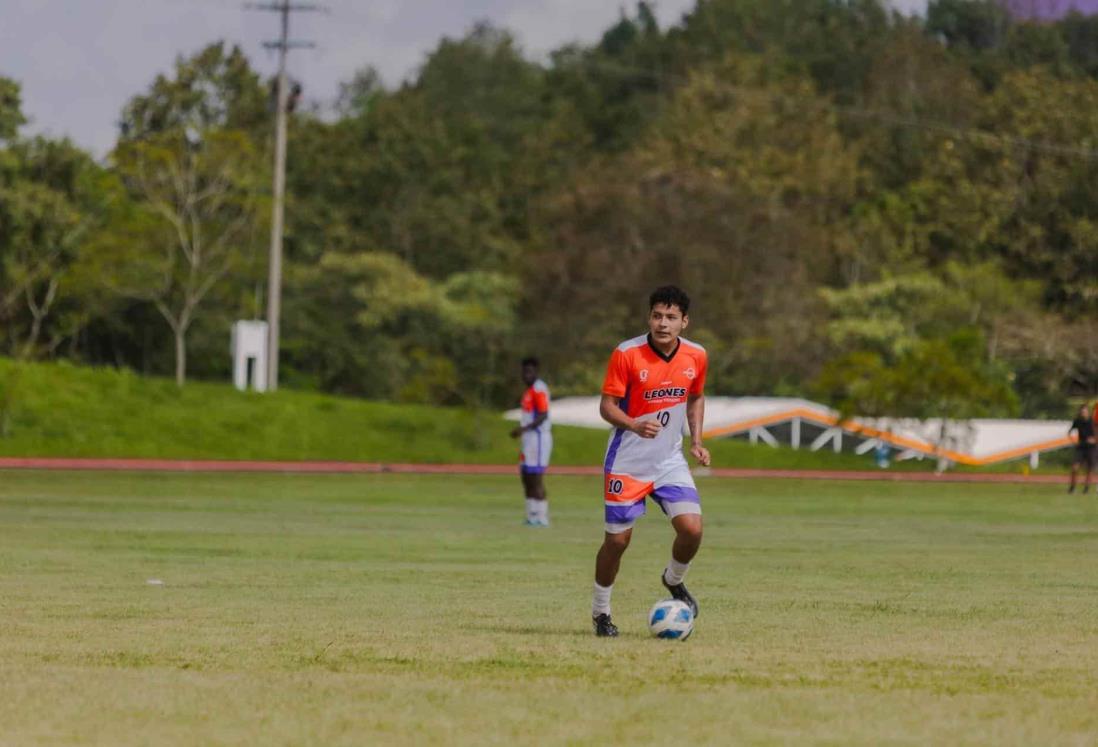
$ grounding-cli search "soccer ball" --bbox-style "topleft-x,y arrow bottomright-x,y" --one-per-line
647,598 -> 694,640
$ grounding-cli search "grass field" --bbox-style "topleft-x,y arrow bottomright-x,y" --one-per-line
1,470 -> 1095,745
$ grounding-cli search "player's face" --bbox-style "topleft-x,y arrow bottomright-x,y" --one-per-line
648,303 -> 688,346
521,364 -> 538,386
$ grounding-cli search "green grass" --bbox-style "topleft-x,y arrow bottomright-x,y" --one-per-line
0,357 -> 1051,473
0,357 -> 940,470
0,471 -> 1095,745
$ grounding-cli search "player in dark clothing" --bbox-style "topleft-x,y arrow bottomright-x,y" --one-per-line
1068,405 -> 1095,494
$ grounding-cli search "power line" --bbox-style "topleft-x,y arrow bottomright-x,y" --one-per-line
245,0 -> 326,392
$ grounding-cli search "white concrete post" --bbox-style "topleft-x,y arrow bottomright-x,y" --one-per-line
231,320 -> 269,392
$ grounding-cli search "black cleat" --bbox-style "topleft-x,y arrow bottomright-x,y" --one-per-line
592,613 -> 619,637
662,573 -> 699,619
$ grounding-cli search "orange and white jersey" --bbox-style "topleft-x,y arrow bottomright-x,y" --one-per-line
602,334 -> 707,476
520,379 -> 551,436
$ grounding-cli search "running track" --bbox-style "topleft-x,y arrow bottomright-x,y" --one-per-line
0,457 -> 1069,484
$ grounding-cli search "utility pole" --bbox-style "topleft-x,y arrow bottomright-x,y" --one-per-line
247,1 -> 323,391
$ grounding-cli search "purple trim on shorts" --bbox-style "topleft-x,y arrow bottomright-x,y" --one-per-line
603,386 -> 630,473
650,484 -> 700,505
521,465 -> 547,475
604,500 -> 647,524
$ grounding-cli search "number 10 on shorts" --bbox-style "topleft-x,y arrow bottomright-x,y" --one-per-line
604,473 -> 648,503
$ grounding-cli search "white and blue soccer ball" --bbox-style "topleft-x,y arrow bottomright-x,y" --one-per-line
647,598 -> 694,640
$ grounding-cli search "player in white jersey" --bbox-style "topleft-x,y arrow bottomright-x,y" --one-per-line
590,286 -> 711,637
510,357 -> 553,526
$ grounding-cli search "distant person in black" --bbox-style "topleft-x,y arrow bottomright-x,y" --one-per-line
1068,404 -> 1095,494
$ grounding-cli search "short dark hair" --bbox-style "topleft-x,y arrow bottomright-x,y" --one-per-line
521,356 -> 539,368
649,285 -> 690,315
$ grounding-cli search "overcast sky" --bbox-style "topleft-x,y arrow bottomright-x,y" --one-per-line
1,0 -> 927,157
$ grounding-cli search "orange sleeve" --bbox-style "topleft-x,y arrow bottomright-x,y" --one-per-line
602,348 -> 629,398
533,390 -> 549,413
690,352 -> 708,396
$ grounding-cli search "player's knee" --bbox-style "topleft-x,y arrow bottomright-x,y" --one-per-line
676,517 -> 703,543
603,531 -> 631,553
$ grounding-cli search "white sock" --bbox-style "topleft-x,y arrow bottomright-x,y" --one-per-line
592,582 -> 612,617
525,498 -> 538,521
537,500 -> 549,523
663,557 -> 691,586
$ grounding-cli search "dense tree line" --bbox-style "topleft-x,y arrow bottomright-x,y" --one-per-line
0,0 -> 1095,417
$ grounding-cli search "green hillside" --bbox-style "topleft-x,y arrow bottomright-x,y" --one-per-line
0,358 -> 942,470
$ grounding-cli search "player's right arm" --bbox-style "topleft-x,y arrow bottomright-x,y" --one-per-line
600,347 -> 659,438
599,394 -> 660,438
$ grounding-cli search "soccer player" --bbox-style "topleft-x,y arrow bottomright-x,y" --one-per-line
590,286 -> 711,637
510,357 -> 552,526
1068,404 -> 1095,494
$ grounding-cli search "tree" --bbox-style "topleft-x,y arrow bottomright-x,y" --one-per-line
901,68 -> 1098,312
1002,21 -> 1071,72
284,251 -> 518,412
287,24 -> 544,279
524,54 -> 859,394
0,77 -> 25,142
545,3 -> 671,152
0,137 -> 110,359
927,0 -> 1012,51
821,273 -> 962,359
119,42 -> 267,142
672,0 -> 892,101
0,125 -> 113,435
102,129 -> 264,386
854,20 -> 983,192
814,332 -> 1019,468
1058,11 -> 1098,77
89,43 -> 269,386
335,66 -> 384,118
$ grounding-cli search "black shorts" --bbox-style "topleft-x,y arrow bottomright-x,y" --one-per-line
1075,445 -> 1096,466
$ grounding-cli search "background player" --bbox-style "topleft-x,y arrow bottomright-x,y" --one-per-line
590,286 -> 711,637
1068,404 -> 1095,493
510,357 -> 552,525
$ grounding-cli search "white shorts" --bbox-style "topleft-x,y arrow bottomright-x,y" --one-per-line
520,430 -> 552,474
603,458 -> 701,534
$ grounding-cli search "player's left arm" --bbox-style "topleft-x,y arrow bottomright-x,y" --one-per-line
686,351 -> 711,466
524,412 -> 548,432
1068,421 -> 1080,443
687,394 -> 711,467
511,413 -> 547,438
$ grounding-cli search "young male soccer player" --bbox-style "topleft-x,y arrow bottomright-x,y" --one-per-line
1068,404 -> 1095,494
510,357 -> 552,525
591,286 -> 711,637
